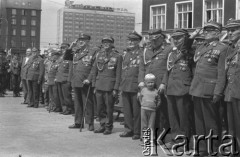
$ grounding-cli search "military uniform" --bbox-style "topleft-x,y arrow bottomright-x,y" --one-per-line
189,22 -> 228,153
55,48 -> 74,114
162,29 -> 194,140
0,51 -> 8,97
21,56 -> 31,103
138,29 -> 170,134
92,36 -> 122,134
69,34 -> 96,129
26,53 -> 44,108
43,57 -> 51,107
10,56 -> 21,97
48,52 -> 61,112
119,31 -> 142,138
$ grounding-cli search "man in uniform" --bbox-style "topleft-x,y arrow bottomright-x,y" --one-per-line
10,54 -> 21,97
189,21 -> 228,156
92,36 -> 122,135
21,48 -> 32,103
26,47 -> 44,108
0,50 -> 8,97
43,49 -> 51,109
68,33 -> 96,131
55,43 -> 74,115
119,31 -> 142,140
224,19 -> 240,153
162,29 -> 195,147
138,29 -> 170,136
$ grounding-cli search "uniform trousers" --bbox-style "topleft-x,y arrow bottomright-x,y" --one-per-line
96,90 -> 114,130
48,84 -> 61,110
56,82 -> 73,112
193,96 -> 220,153
22,79 -> 28,102
73,86 -> 94,125
0,74 -> 4,94
167,95 -> 191,139
227,98 -> 240,150
12,74 -> 20,95
43,84 -> 49,106
27,80 -> 40,107
122,92 -> 141,136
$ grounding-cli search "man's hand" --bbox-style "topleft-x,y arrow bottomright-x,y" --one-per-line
189,27 -> 202,39
69,39 -> 78,49
113,90 -> 118,98
212,95 -> 221,104
93,88 -> 96,94
158,84 -> 166,94
83,79 -> 90,85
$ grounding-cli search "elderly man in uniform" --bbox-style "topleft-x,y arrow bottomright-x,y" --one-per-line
10,54 -> 21,97
0,50 -> 8,97
139,29 -> 170,136
92,36 -> 122,135
119,31 -> 142,140
55,43 -> 74,115
26,47 -> 44,108
21,48 -> 32,103
162,29 -> 196,148
224,19 -> 240,154
189,21 -> 228,156
68,33 -> 96,131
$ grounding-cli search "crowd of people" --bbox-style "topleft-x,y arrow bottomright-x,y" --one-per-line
0,18 -> 240,156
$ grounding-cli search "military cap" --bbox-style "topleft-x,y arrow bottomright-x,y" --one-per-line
225,18 -> 240,29
78,33 -> 91,40
60,43 -> 70,48
203,21 -> 222,31
32,47 -> 38,52
102,36 -> 114,43
51,49 -> 61,56
127,31 -> 142,40
148,29 -> 166,39
171,29 -> 189,37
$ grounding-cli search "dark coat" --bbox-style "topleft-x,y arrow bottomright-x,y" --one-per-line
26,55 -> 44,82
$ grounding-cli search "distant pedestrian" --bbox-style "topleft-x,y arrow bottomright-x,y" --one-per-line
10,54 -> 21,97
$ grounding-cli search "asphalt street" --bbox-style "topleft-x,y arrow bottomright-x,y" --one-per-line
0,92 -> 188,157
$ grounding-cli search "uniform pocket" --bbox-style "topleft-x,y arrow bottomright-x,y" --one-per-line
203,80 -> 216,96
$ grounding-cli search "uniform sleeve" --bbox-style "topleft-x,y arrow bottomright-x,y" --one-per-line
91,60 -> 98,87
114,55 -> 122,90
38,59 -> 45,83
87,52 -> 97,83
138,53 -> 145,83
67,61 -> 73,82
214,45 -> 228,96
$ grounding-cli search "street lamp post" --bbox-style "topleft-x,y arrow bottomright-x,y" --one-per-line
0,17 -> 8,51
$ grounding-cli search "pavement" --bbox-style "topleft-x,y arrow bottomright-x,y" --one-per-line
0,92 -> 189,157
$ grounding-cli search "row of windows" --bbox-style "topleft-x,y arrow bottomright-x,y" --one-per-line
12,29 -> 36,36
10,40 -> 36,48
150,0 -> 224,30
11,19 -> 36,26
12,9 -> 37,16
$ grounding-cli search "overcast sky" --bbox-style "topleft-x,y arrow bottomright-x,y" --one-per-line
40,0 -> 142,47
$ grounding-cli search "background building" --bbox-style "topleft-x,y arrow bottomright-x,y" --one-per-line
0,0 -> 41,56
57,1 -> 135,52
142,0 -> 239,35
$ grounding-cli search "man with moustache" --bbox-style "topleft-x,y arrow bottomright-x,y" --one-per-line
26,47 -> 44,108
21,48 -> 32,103
92,36 -> 122,135
189,21 -> 228,156
68,33 -> 96,131
119,31 -> 142,140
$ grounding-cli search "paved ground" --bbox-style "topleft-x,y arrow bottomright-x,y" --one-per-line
0,92 -> 189,157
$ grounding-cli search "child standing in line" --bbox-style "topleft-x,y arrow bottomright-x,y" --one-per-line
138,73 -> 161,140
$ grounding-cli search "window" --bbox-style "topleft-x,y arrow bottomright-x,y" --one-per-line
150,4 -> 166,30
21,19 -> 27,25
31,20 -> 36,26
12,9 -> 17,15
12,29 -> 16,35
203,0 -> 224,24
21,41 -> 26,47
22,10 -> 27,16
175,2 -> 193,28
21,29 -> 26,36
236,0 -> 240,19
31,10 -> 36,16
11,40 -> 16,47
31,30 -> 36,36
11,18 -> 16,25
31,41 -> 35,47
